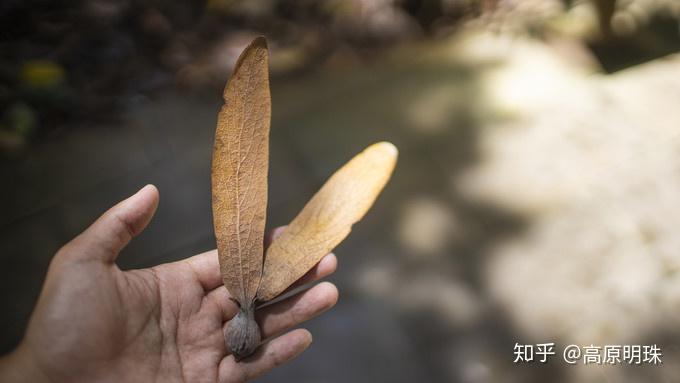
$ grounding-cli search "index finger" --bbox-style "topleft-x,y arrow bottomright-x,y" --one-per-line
181,226 -> 288,292
178,249 -> 221,292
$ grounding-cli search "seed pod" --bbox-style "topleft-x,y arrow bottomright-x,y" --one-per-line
211,36 -> 270,359
257,142 -> 398,302
212,36 -> 398,360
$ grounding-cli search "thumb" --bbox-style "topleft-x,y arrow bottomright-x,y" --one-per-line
65,184 -> 159,263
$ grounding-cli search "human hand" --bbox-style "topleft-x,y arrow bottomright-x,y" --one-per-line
0,185 -> 338,383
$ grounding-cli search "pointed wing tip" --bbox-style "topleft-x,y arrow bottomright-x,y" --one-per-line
236,35 -> 269,66
250,35 -> 268,49
222,35 -> 270,100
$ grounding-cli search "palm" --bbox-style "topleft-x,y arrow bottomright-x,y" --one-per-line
115,261 -> 229,383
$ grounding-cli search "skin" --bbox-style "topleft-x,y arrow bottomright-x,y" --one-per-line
0,185 -> 339,383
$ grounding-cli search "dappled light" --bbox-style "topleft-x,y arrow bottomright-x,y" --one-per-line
398,196 -> 458,256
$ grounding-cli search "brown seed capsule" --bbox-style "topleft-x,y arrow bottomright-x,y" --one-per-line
225,304 -> 261,359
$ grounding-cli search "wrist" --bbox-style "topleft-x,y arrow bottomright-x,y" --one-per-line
0,343 -> 51,383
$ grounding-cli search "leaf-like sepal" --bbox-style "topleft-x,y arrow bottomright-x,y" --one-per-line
257,142 -> 398,302
212,37 -> 270,309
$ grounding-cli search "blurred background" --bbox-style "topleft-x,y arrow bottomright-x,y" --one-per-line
2,0 -> 680,382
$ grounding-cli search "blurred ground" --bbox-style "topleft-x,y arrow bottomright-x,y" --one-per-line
2,2 -> 680,383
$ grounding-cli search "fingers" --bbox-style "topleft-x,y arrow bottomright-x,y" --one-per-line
207,286 -> 238,321
61,185 -> 159,263
279,253 -> 337,295
216,282 -> 337,349
256,282 -> 338,340
209,252 -> 337,321
182,226 -> 289,293
218,329 -> 312,383
182,249 -> 222,292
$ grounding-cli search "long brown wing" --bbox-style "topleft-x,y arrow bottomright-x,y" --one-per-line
257,142 -> 397,302
212,37 -> 270,307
